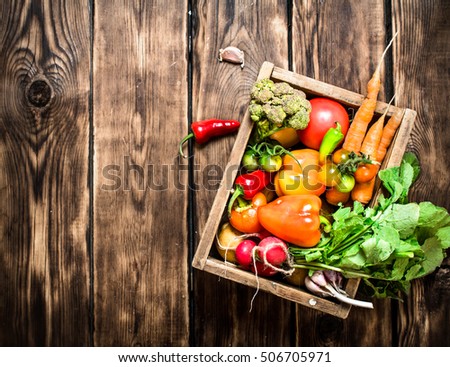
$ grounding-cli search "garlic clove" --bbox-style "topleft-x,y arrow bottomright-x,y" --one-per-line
218,46 -> 245,68
310,270 -> 328,287
305,276 -> 332,298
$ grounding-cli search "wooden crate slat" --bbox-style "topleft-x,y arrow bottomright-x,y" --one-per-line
203,257 -> 352,319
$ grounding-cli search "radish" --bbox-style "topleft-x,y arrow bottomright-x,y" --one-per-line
235,239 -> 257,268
257,236 -> 288,266
250,261 -> 278,277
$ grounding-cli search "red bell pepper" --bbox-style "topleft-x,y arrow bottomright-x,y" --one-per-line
227,169 -> 271,215
179,119 -> 240,157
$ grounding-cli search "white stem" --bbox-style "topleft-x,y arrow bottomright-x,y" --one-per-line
324,284 -> 374,309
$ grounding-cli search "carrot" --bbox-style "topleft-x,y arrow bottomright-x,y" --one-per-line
343,32 -> 398,154
360,106 -> 388,158
351,179 -> 376,205
354,95 -> 396,183
375,108 -> 404,162
352,100 -> 403,202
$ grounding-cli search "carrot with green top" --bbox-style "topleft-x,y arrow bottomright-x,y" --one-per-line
343,32 -> 398,154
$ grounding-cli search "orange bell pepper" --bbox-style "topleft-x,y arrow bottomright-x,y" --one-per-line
257,195 -> 330,247
230,192 -> 267,233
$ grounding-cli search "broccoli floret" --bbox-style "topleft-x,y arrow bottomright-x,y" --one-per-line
251,89 -> 273,104
292,88 -> 307,99
282,94 -> 312,115
263,104 -> 287,126
252,78 -> 275,92
272,82 -> 294,97
249,78 -> 312,138
287,110 -> 310,130
255,119 -> 272,138
270,96 -> 284,106
251,78 -> 275,103
248,102 -> 264,122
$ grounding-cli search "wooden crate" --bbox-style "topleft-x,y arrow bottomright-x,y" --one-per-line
192,62 -> 416,319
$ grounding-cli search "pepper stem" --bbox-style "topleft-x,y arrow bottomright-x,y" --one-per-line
179,132 -> 195,158
227,186 -> 244,216
319,215 -> 332,233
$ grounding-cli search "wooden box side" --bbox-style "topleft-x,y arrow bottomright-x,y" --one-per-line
203,257 -> 352,319
193,62 -> 417,318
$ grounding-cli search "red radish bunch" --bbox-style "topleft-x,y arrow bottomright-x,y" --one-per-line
235,236 -> 288,277
235,240 -> 257,267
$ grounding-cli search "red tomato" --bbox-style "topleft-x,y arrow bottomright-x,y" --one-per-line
297,98 -> 350,150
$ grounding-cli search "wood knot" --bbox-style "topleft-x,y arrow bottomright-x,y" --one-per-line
27,79 -> 52,107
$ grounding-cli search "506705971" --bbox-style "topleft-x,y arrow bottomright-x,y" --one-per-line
260,351 -> 331,363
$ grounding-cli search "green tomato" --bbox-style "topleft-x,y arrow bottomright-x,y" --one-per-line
259,154 -> 282,172
337,174 -> 355,193
242,150 -> 259,171
318,162 -> 341,187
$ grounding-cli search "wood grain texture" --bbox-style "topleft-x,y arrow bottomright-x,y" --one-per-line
0,0 -> 90,346
93,0 -> 189,346
191,0 -> 294,346
0,0 -> 448,348
292,0 -> 392,346
391,0 -> 450,346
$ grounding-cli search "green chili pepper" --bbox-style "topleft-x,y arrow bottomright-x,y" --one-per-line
319,122 -> 344,164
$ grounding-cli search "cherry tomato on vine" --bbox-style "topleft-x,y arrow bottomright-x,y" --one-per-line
259,153 -> 282,172
336,174 -> 355,193
317,162 -> 341,187
332,148 -> 352,165
354,164 -> 379,183
242,149 -> 259,171
297,98 -> 350,150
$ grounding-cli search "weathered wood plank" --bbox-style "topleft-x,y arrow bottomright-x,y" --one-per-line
93,0 -> 189,346
292,0 -> 392,346
192,0 -> 293,346
0,0 -> 90,346
391,0 -> 450,347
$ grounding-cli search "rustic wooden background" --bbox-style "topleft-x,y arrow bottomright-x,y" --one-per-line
1,0 -> 448,347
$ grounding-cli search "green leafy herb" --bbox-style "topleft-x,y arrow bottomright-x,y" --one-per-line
290,152 -> 450,298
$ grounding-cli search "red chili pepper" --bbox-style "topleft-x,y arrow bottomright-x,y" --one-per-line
227,169 -> 271,215
179,119 -> 241,158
